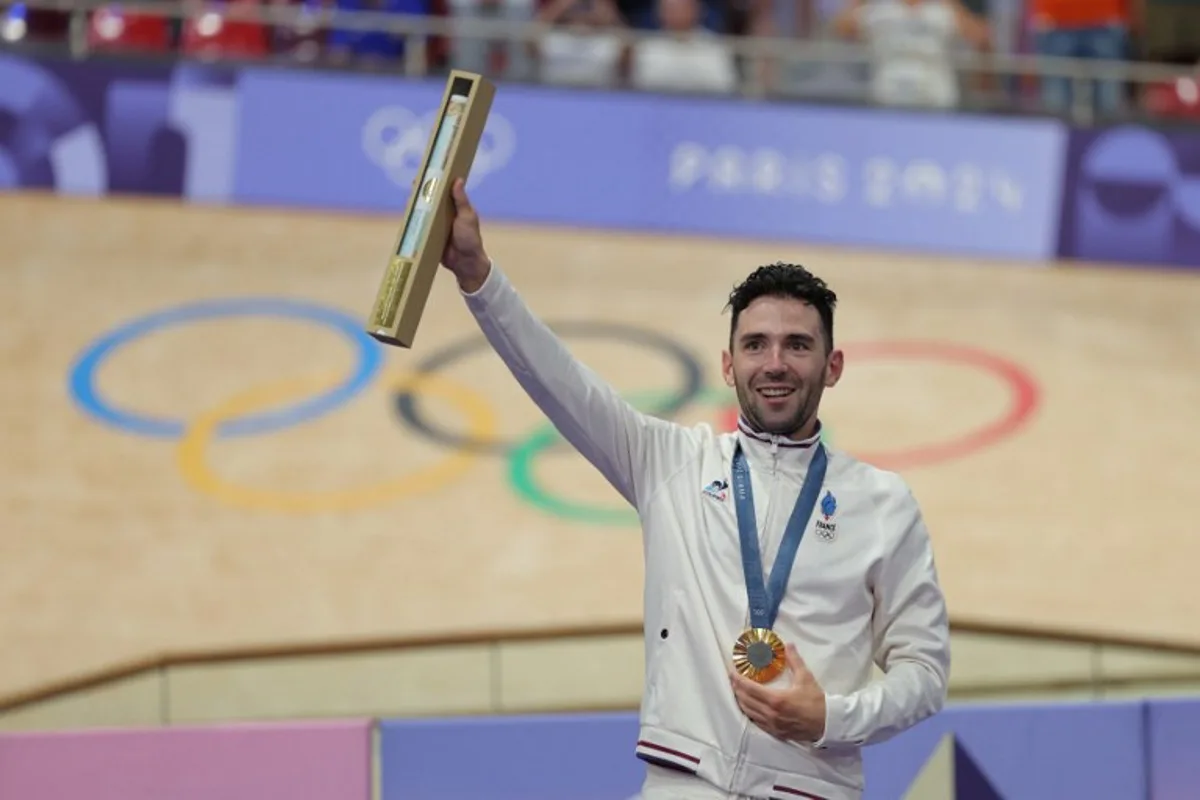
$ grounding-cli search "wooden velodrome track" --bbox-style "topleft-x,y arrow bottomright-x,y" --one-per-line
2,190 -> 1198,706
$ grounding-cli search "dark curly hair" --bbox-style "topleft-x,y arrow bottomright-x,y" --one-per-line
724,262 -> 837,353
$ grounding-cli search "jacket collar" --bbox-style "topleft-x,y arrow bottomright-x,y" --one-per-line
734,415 -> 824,475
736,415 -> 822,449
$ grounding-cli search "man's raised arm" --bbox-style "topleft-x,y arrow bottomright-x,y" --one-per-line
438,179 -> 694,509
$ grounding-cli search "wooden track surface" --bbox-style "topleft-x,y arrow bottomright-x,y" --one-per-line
3,191 -> 1198,704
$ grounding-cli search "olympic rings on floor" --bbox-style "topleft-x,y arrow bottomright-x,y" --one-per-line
507,387 -> 737,526
69,298 -> 382,439
176,370 -> 496,514
837,340 -> 1039,471
393,321 -> 705,455
69,294 -> 1041,521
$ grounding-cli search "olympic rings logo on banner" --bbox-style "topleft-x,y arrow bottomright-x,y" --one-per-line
66,297 -> 1041,523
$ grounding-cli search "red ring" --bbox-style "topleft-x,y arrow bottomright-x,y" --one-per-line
715,340 -> 1040,471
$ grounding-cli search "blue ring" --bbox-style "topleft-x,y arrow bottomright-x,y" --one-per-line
68,297 -> 383,439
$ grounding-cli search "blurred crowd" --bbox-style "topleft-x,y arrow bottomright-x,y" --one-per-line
3,0 -> 1200,119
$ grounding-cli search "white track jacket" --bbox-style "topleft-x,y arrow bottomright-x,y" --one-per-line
462,263 -> 951,800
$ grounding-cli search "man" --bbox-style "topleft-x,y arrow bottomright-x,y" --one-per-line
440,178 -> 951,800
1027,0 -> 1135,117
831,0 -> 992,110
534,0 -> 625,88
628,0 -> 740,95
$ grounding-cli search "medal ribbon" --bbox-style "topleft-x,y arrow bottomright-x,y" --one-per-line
731,441 -> 828,631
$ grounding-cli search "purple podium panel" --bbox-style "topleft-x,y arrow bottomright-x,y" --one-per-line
1146,697 -> 1200,800
378,712 -> 646,800
0,718 -> 373,800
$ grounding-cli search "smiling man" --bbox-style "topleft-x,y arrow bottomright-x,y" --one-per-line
722,264 -> 837,443
439,178 -> 951,800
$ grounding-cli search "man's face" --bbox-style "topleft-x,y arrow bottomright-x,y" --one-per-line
659,0 -> 698,31
721,295 -> 843,438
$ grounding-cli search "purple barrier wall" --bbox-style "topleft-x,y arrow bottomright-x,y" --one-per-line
0,719 -> 373,800
376,701 -> 1150,799
3,699 -> 1194,800
1146,698 -> 1200,800
1058,125 -> 1200,270
0,52 -> 1068,262
14,52 -> 1200,269
230,66 -> 1068,261
377,712 -> 647,800
863,699 -> 1147,799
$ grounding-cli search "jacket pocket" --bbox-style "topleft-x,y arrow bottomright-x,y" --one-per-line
642,586 -> 684,729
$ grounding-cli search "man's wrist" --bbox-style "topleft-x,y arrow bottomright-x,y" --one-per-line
456,257 -> 492,295
811,692 -> 846,749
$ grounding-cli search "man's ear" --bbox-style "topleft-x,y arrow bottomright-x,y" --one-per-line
825,348 -> 844,388
722,349 -> 735,388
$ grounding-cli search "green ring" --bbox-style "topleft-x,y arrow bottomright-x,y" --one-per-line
506,387 -> 832,527
507,387 -> 732,526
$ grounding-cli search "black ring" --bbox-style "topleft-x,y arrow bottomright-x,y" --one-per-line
393,321 -> 705,455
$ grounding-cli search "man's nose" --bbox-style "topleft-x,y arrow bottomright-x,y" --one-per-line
764,348 -> 786,373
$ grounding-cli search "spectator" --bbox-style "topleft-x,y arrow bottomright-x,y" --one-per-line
534,0 -> 626,87
326,0 -> 429,67
612,0 -> 657,28
765,0 -> 869,104
718,0 -> 777,92
613,0 -> 722,31
1027,0 -> 1136,116
445,0 -> 537,81
629,0 -> 739,93
832,0 -> 991,109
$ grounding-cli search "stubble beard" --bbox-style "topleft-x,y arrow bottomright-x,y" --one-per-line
734,377 -> 820,439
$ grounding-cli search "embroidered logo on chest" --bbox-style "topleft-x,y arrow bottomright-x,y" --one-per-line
815,490 -> 838,541
702,479 -> 729,502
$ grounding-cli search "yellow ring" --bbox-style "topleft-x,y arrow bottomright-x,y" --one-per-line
175,370 -> 496,514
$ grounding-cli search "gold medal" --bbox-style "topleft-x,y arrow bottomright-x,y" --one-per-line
732,627 -> 786,683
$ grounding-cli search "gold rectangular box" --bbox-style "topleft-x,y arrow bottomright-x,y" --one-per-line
366,71 -> 496,348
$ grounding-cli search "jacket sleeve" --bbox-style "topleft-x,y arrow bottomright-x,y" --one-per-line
814,483 -> 951,749
460,261 -> 697,510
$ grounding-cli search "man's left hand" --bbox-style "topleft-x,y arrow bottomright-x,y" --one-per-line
729,643 -> 828,743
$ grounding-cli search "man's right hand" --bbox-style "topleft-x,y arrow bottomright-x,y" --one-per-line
441,177 -> 491,294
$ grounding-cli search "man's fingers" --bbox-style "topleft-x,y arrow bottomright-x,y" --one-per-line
785,644 -> 810,679
731,675 -> 778,719
738,694 -> 782,736
731,671 -> 775,703
733,688 -> 773,727
451,178 -> 472,211
737,693 -> 775,724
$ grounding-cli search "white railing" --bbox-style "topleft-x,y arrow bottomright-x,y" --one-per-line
4,0 -> 1199,125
